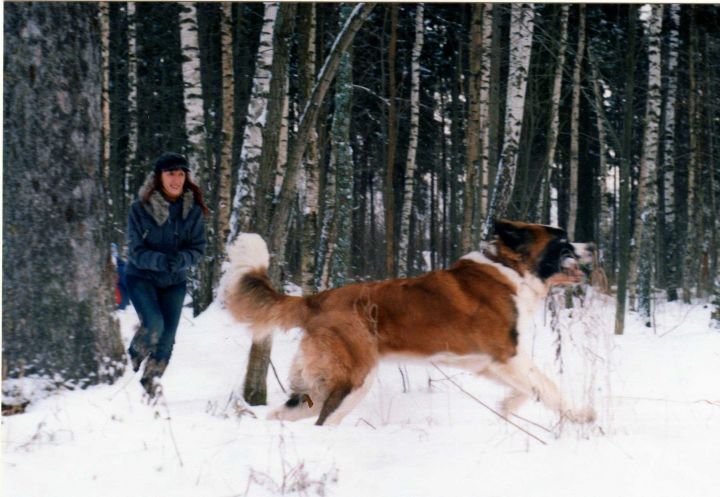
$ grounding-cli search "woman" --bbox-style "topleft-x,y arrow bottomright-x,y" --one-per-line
125,152 -> 208,398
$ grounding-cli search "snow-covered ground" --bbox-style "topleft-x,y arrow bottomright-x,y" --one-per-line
3,289 -> 719,497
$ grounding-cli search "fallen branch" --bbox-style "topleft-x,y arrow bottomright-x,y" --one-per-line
430,363 -> 547,445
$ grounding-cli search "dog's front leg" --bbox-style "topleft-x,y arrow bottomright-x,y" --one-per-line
486,352 -> 596,424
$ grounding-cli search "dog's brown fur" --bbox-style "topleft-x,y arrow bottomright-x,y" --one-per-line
222,220 -> 596,426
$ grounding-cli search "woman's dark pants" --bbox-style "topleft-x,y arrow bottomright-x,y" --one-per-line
126,275 -> 186,394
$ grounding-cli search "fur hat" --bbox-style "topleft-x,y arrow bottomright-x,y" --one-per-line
154,152 -> 189,174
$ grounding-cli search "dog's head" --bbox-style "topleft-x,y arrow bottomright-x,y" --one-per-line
493,219 -> 594,286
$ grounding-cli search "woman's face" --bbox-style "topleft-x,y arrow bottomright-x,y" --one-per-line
160,169 -> 186,200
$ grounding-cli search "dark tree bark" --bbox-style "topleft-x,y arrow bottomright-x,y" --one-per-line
614,5 -> 638,335
3,3 -> 125,389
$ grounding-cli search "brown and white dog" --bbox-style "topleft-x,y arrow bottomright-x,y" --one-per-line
221,220 -> 596,426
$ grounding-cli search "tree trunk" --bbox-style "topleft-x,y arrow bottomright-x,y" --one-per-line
127,1 -> 138,182
230,1 -> 279,238
179,2 -> 214,314
539,5 -> 569,225
661,5 -> 681,300
328,5 -> 356,287
589,54 -> 613,275
682,7 -> 699,304
462,3 -> 483,254
253,2 -> 296,236
384,4 -> 399,278
629,4 -> 664,318
478,3 -> 494,224
567,4 -> 586,239
179,2 -> 207,175
483,3 -> 535,237
3,2 -> 125,391
299,3 -> 320,294
615,5 -> 639,335
398,4 -> 425,277
217,1 -> 236,260
100,2 -> 111,184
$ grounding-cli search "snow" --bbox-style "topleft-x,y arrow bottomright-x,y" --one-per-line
3,292 -> 720,497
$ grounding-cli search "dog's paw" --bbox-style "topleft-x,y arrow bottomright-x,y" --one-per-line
564,406 -> 596,424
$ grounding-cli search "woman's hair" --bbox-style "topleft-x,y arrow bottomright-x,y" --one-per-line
142,171 -> 210,216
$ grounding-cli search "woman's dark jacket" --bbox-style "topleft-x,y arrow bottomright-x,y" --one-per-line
125,176 -> 206,288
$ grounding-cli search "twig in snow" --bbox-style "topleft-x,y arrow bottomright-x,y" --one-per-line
430,363 -> 547,445
269,358 -> 287,394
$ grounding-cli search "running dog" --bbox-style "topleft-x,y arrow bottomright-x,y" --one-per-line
221,220 -> 596,426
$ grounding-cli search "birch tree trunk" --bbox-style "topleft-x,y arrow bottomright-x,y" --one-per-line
252,2 -> 295,236
662,4 -> 681,301
629,4 -> 663,318
398,4 -> 424,277
230,1 -> 278,238
179,2 -> 207,175
299,3 -> 320,294
3,2 -> 125,390
179,2 -> 214,314
567,4 -> 586,239
483,3 -> 535,236
478,3 -> 494,221
539,5 -> 569,224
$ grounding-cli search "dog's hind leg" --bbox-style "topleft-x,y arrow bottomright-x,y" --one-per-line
317,368 -> 377,426
315,385 -> 353,426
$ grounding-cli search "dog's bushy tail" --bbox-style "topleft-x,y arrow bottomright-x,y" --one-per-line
220,234 -> 305,342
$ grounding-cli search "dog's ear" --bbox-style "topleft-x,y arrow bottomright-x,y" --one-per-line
544,225 -> 567,240
493,219 -> 532,252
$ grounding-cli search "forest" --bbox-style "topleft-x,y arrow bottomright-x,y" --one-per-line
3,2 -> 720,400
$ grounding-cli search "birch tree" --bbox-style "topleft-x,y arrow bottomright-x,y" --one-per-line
663,4 -> 681,301
628,4 -> 663,318
483,3 -> 535,236
179,2 -> 214,313
478,3 -> 494,220
398,3 -> 425,277
539,5 -> 569,224
179,2 -> 206,175
567,4 -> 586,239
230,1 -> 279,238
